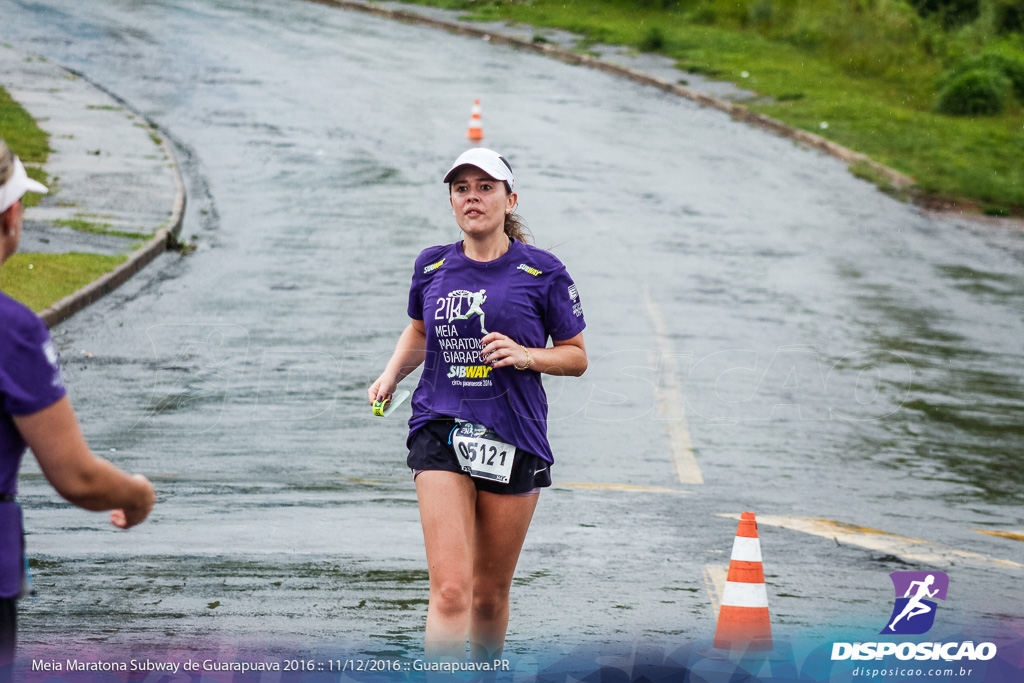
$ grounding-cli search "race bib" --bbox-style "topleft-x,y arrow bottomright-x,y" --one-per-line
452,422 -> 517,483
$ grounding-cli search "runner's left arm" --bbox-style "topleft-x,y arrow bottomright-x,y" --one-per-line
480,331 -> 587,376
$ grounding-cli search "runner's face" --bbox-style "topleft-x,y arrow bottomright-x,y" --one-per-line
449,167 -> 516,239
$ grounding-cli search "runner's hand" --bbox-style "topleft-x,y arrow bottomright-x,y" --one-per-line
480,332 -> 529,369
110,474 -> 156,530
368,375 -> 398,404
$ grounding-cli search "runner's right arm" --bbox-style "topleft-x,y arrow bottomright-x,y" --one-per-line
368,319 -> 427,403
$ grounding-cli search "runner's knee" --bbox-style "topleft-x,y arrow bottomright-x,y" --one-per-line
472,591 -> 509,621
472,577 -> 511,618
432,581 -> 471,617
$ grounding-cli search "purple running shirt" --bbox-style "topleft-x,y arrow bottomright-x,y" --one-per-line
1,292 -> 66,597
406,239 -> 585,463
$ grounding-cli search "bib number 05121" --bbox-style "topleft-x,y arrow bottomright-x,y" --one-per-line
452,422 -> 517,483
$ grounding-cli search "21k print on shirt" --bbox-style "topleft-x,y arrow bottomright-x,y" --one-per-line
435,288 -> 494,387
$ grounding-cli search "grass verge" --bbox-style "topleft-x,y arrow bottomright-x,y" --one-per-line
0,85 -> 50,207
54,217 -> 152,241
0,253 -> 127,312
394,0 -> 1024,212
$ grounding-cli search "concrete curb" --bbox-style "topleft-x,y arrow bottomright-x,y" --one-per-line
311,0 -> 914,191
35,69 -> 187,329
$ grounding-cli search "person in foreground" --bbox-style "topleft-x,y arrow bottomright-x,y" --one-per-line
0,139 -> 156,670
369,148 -> 587,662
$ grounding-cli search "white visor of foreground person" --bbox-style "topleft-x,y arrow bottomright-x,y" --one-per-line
443,148 -> 515,192
0,156 -> 48,214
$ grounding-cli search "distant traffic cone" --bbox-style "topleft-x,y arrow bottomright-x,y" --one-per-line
713,511 -> 773,651
466,99 -> 484,141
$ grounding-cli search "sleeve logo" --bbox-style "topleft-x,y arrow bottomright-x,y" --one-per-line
42,340 -> 65,389
568,284 -> 583,317
42,340 -> 59,367
423,258 -> 445,274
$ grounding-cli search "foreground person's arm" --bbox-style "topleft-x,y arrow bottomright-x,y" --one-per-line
15,396 -> 155,529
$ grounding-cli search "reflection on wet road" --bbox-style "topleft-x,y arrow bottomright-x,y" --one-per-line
5,0 -> 1022,659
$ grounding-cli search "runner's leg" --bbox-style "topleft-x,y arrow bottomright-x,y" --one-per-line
889,602 -> 916,630
469,490 -> 539,661
906,604 -> 931,620
416,471 -> 478,661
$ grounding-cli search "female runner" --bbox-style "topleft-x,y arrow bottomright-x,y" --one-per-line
368,148 -> 587,662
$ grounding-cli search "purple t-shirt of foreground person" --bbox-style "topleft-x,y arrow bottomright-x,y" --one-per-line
406,239 -> 586,464
0,291 -> 66,598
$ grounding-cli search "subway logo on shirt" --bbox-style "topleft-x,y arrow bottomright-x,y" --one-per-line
448,365 -> 493,379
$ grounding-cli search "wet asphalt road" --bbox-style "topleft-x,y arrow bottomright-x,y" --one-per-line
4,0 -> 1023,663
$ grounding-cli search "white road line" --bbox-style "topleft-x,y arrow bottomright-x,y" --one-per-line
719,514 -> 1023,569
644,285 -> 703,485
703,564 -> 728,619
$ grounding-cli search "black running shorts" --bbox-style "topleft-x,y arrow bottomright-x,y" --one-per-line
408,418 -> 552,495
0,597 -> 15,668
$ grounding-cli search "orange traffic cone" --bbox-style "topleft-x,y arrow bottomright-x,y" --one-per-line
467,99 -> 484,141
713,511 -> 773,651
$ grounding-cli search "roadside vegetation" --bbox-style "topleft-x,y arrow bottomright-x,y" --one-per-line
0,253 -> 127,312
0,85 -> 49,207
1,86 -> 127,312
54,217 -> 152,241
398,0 -> 1024,213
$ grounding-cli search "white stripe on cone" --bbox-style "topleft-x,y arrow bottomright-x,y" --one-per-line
730,536 -> 763,562
721,581 -> 769,608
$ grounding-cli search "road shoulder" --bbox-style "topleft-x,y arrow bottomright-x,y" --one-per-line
0,43 -> 185,326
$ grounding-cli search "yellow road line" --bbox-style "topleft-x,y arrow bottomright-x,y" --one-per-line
719,514 -> 1023,569
556,482 -> 692,493
644,285 -> 703,485
975,529 -> 1024,542
703,564 -> 728,619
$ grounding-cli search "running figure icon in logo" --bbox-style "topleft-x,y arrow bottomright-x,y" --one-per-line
450,288 -> 488,334
881,571 -> 949,635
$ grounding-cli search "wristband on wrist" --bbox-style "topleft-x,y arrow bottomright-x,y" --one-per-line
515,345 -> 533,371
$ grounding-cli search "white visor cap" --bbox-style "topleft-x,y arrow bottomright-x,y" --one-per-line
0,156 -> 48,215
443,148 -> 514,193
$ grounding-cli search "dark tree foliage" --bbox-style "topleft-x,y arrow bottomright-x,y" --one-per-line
910,0 -> 979,27
941,53 -> 1024,100
993,0 -> 1024,33
935,68 -> 1010,115
634,0 -> 680,8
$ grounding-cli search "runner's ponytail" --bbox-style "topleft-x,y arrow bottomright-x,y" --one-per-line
504,211 -> 531,244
